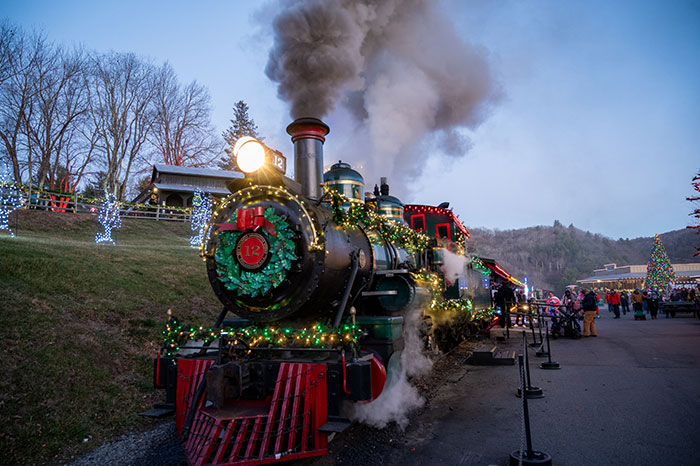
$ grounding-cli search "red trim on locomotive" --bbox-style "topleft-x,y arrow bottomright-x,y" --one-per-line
435,222 -> 451,243
410,213 -> 426,232
369,354 -> 387,401
175,360 -> 330,466
285,118 -> 330,143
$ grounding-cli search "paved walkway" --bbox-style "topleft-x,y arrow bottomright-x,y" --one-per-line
385,310 -> 700,466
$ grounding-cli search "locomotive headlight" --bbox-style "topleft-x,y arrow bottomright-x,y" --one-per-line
234,136 -> 265,173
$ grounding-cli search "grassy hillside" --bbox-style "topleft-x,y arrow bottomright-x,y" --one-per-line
0,210 -> 220,466
466,223 -> 700,292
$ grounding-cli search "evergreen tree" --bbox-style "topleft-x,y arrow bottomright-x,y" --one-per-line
219,101 -> 260,170
644,234 -> 676,290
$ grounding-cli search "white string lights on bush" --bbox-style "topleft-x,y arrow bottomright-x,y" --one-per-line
189,188 -> 212,248
94,193 -> 122,244
0,164 -> 24,237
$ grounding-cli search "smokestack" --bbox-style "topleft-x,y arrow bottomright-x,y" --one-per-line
380,177 -> 389,196
286,118 -> 330,200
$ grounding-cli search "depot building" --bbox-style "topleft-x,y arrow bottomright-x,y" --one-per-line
577,263 -> 700,291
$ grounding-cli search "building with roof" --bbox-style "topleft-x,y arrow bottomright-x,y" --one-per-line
577,263 -> 700,290
133,165 -> 243,207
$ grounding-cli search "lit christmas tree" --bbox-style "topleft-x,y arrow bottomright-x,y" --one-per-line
189,188 -> 212,248
644,234 -> 676,290
95,193 -> 122,244
0,164 -> 25,237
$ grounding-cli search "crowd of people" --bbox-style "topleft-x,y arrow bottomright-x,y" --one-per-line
602,287 -> 699,320
490,282 -> 700,338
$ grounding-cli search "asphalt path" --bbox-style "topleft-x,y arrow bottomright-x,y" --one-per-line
72,310 -> 700,466
381,310 -> 700,466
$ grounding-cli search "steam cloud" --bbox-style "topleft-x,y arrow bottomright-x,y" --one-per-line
441,248 -> 468,286
266,0 -> 500,183
349,304 -> 432,429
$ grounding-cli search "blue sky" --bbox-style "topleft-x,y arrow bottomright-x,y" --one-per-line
4,0 -> 699,241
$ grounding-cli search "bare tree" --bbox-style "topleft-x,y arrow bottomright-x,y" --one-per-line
149,63 -> 221,167
24,45 -> 87,189
0,25 -> 38,184
86,52 -> 157,199
0,21 -> 20,86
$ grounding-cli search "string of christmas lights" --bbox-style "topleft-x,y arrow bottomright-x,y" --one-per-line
0,164 -> 24,237
202,184 -> 325,260
324,186 -> 431,252
412,272 -> 492,321
689,173 -> 700,256
455,234 -> 466,255
470,257 -> 492,277
644,234 -> 676,290
404,204 -> 470,237
189,189 -> 212,248
94,194 -> 122,244
161,317 -> 362,357
13,183 -> 192,213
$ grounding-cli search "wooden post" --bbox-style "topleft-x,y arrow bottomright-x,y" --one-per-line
156,205 -> 160,220
73,191 -> 78,213
27,185 -> 32,210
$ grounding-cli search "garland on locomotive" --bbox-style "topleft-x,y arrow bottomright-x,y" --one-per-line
151,118 -> 494,466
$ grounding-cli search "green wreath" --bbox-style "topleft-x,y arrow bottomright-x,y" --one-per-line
215,208 -> 297,298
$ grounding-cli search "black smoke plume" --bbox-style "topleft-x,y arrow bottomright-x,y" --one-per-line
266,0 -> 500,183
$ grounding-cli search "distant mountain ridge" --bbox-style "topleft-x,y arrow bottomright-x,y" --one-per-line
465,222 -> 700,292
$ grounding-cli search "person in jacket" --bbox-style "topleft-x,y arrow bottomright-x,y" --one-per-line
605,291 -> 613,313
495,284 -> 516,328
574,290 -> 583,312
581,287 -> 598,337
620,291 -> 630,315
609,289 -> 621,319
631,288 -> 645,320
561,289 -> 575,313
647,289 -> 660,319
546,292 -> 561,315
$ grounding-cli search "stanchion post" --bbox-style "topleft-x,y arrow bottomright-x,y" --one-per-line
529,308 -> 539,347
540,321 -> 561,370
509,355 -> 552,466
517,331 -> 543,399
535,306 -> 549,357
506,300 -> 511,340
522,356 -> 534,455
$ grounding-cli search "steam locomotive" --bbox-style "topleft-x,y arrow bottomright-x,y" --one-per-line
152,118 -> 494,466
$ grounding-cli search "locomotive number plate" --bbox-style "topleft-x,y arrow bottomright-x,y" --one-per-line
234,232 -> 270,272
